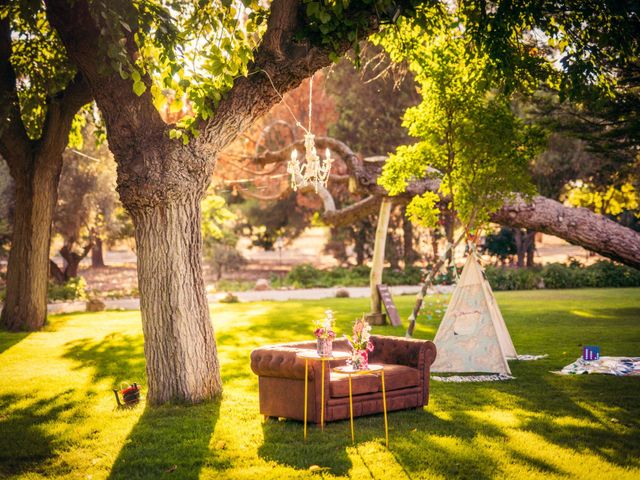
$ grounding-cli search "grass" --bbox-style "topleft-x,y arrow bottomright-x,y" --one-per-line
0,288 -> 639,479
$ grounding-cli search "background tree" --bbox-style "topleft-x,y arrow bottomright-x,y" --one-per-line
49,116 -> 121,281
0,2 -> 90,331
325,47 -> 421,266
201,193 -> 246,281
377,20 -> 545,333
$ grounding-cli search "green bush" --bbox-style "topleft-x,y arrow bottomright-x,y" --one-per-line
268,260 -> 640,292
282,264 -> 422,289
585,261 -> 640,287
48,277 -> 87,302
485,266 -> 542,291
485,261 -> 640,291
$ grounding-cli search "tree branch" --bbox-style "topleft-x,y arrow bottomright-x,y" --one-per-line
197,0 -> 380,153
45,0 -> 167,157
491,195 -> 640,270
38,72 -> 92,160
0,14 -> 30,167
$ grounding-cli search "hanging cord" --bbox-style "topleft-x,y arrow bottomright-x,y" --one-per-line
259,68 -> 313,135
308,73 -> 313,132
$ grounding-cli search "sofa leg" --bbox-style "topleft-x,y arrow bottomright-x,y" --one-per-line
264,415 -> 278,422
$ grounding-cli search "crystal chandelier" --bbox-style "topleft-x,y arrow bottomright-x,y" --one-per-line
286,75 -> 333,193
288,133 -> 333,193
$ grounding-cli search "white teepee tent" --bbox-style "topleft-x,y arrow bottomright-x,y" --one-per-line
431,254 -> 517,375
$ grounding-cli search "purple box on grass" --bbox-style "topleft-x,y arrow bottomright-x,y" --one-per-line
583,346 -> 600,361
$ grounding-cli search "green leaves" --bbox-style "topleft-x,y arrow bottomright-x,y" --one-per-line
7,3 -> 77,139
378,18 -> 544,230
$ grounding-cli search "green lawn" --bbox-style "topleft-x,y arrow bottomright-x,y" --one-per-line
1,288 -> 639,479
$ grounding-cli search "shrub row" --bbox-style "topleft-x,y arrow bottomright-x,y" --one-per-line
485,261 -> 640,291
278,260 -> 640,291
275,264 -> 424,289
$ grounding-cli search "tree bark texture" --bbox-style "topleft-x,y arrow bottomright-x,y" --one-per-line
133,195 -> 221,404
1,161 -> 60,330
492,196 -> 640,270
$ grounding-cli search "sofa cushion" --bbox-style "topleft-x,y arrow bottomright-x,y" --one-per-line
329,364 -> 420,398
330,371 -> 380,398
382,364 -> 421,391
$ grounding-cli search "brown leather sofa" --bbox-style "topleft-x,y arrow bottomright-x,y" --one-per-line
250,335 -> 437,423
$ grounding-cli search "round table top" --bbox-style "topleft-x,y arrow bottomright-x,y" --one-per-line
296,350 -> 351,361
333,364 -> 384,375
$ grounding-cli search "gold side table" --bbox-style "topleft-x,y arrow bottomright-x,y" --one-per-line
333,364 -> 389,448
296,350 -> 350,440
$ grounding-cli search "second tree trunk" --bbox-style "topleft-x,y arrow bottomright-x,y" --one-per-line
1,162 -> 60,331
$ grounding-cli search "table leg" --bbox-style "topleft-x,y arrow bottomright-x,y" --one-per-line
304,358 -> 308,440
348,374 -> 354,444
381,369 -> 388,448
320,360 -> 325,430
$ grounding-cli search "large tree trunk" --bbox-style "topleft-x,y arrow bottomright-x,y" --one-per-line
514,229 -> 536,268
132,195 -> 221,404
91,236 -> 105,268
526,232 -> 536,267
1,159 -> 61,331
354,225 -> 367,266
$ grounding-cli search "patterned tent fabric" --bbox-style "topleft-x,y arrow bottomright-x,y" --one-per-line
555,357 -> 640,376
431,255 -> 516,375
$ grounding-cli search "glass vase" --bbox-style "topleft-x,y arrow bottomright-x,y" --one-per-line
350,349 -> 369,370
317,338 -> 333,357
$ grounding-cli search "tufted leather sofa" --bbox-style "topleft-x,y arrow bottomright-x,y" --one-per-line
250,335 -> 437,423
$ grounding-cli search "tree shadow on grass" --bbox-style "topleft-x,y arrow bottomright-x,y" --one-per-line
62,333 -> 223,480
258,407 -> 509,479
0,389 -> 79,477
514,373 -> 640,469
385,408 -> 513,480
63,332 -> 147,387
0,330 -> 30,354
432,364 -> 640,473
258,418 -> 354,476
107,401 -> 222,480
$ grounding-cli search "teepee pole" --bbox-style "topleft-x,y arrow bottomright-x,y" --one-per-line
406,231 -> 466,337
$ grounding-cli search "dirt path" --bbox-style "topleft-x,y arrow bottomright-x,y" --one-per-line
46,285 -> 439,314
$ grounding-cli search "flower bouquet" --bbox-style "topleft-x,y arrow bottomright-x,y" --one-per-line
345,315 -> 374,370
314,309 -> 336,356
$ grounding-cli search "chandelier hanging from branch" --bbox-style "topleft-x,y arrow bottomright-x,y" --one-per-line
286,75 -> 333,193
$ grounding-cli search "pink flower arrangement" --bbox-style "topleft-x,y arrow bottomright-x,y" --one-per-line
345,315 -> 374,352
314,310 -> 336,340
345,316 -> 374,369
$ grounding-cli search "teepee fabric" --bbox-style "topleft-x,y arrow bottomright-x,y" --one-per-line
431,255 -> 516,375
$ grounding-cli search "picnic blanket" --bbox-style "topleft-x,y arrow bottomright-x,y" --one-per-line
555,356 -> 640,376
